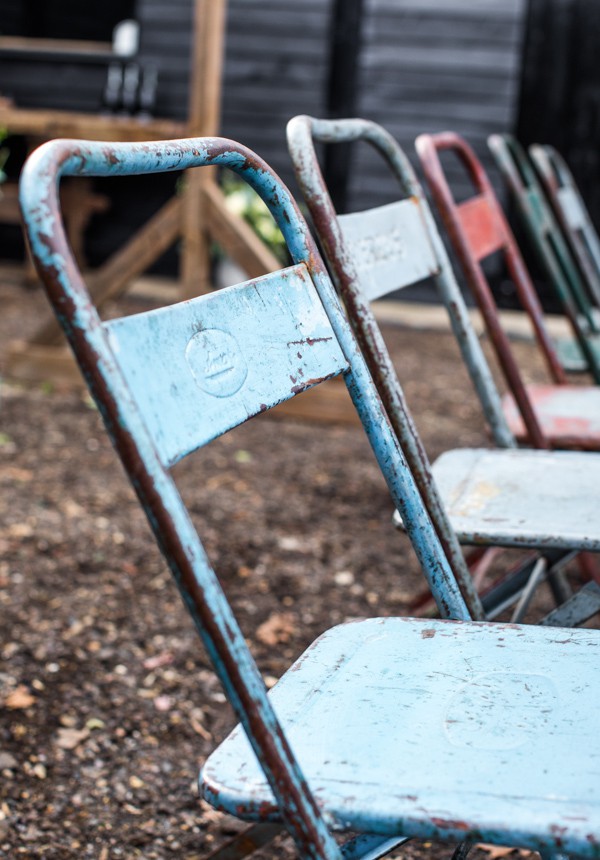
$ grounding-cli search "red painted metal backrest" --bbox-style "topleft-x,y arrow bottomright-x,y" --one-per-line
416,132 -> 567,450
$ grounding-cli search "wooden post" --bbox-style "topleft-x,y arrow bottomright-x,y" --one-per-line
4,0 -> 283,384
181,0 -> 228,298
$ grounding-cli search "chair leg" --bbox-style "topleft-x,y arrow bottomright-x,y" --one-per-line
450,838 -> 475,860
202,822 -> 283,860
511,557 -> 547,623
340,834 -> 411,860
541,581 -> 600,627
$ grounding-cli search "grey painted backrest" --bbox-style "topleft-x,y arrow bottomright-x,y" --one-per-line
287,115 -> 515,452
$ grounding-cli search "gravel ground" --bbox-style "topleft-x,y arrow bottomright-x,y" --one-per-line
0,274 -> 589,859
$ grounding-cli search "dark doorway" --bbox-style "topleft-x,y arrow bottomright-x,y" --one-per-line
517,0 -> 600,227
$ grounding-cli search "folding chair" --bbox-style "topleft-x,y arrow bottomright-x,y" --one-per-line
21,136 -> 600,860
416,131 -> 600,451
529,143 -> 600,314
488,134 -> 600,378
286,115 -> 600,624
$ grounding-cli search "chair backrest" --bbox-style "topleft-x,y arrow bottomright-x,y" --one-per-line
287,115 -> 526,621
415,131 -> 567,451
488,134 -> 600,382
529,143 -> 600,309
20,136 -> 469,860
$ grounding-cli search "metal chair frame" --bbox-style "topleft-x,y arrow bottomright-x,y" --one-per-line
20,135 -> 600,860
530,144 -> 600,310
416,131 -> 600,451
488,134 -> 600,379
286,115 -> 600,625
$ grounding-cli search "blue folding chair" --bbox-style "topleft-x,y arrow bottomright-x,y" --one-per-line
286,115 -> 600,624
21,136 -> 600,860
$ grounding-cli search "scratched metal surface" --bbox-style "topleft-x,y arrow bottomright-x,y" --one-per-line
502,384 -> 600,449
337,199 -> 439,301
202,617 -> 600,856
105,264 -> 346,467
431,448 -> 600,549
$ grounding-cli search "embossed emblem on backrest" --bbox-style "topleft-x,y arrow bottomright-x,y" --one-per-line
355,228 -> 406,269
185,328 -> 248,397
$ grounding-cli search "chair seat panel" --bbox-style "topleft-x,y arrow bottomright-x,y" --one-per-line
502,384 -> 600,449
429,447 -> 600,550
201,617 -> 600,854
555,337 -> 589,373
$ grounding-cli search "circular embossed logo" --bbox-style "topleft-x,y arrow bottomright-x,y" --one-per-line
444,672 -> 558,750
185,328 -> 248,397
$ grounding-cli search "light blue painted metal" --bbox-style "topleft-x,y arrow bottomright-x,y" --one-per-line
203,616 -> 600,857
20,135 -> 475,859
105,264 -> 347,467
430,448 -> 600,550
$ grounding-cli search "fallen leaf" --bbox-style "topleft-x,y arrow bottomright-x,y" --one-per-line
190,714 -> 211,740
234,449 -> 253,464
1,467 -> 33,483
143,651 -> 174,670
4,685 -> 36,710
7,523 -> 34,539
477,844 -> 537,859
256,612 -> 296,646
55,727 -> 90,750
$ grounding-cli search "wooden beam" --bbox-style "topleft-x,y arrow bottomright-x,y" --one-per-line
271,378 -> 359,426
0,184 -> 21,223
203,181 -> 280,279
5,339 -> 358,427
0,36 -> 114,58
188,0 -> 227,135
181,168 -> 213,299
5,341 -> 83,385
0,105 -> 186,142
31,196 -> 182,346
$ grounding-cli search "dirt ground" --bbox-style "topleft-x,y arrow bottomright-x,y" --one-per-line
0,274 -> 589,859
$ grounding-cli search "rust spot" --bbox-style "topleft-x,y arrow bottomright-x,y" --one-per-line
421,628 -> 436,639
287,336 -> 333,347
431,817 -> 470,832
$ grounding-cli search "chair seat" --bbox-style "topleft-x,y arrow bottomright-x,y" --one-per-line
555,335 -> 600,374
201,617 -> 600,856
428,447 -> 600,550
502,384 -> 600,449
